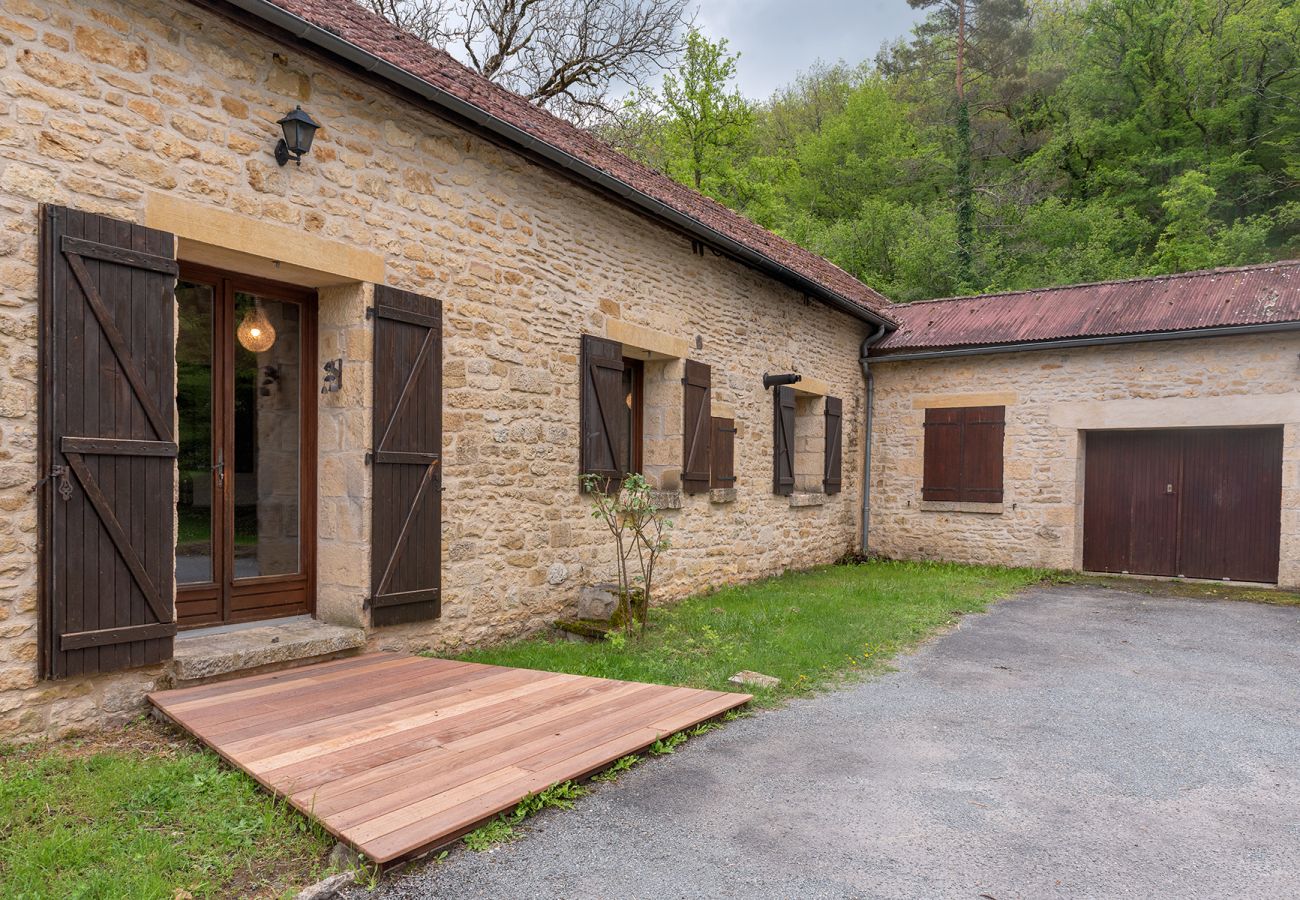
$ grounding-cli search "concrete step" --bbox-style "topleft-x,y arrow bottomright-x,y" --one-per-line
170,617 -> 367,685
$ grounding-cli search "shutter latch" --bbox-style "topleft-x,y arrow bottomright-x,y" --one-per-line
31,465 -> 71,500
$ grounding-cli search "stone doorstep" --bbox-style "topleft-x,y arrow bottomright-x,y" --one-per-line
170,618 -> 367,684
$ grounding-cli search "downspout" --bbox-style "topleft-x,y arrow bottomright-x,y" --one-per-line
858,322 -> 890,556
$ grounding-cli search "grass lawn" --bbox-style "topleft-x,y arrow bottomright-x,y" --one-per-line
0,723 -> 334,899
457,559 -> 1050,706
0,560 -> 1045,897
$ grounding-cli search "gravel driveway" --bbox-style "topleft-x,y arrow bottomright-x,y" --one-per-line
358,585 -> 1300,899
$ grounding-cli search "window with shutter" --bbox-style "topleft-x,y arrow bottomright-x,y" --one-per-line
772,386 -> 795,496
579,335 -> 643,488
823,396 -> 843,494
922,406 -> 1005,503
681,360 -> 711,494
370,286 -> 442,626
579,335 -> 626,487
710,417 -> 735,490
40,205 -> 179,679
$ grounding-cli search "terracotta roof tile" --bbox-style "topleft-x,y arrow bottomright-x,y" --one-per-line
872,261 -> 1300,353
249,0 -> 893,319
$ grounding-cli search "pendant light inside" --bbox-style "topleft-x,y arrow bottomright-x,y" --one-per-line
237,302 -> 277,353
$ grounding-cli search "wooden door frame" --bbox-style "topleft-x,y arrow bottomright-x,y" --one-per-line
176,262 -> 318,627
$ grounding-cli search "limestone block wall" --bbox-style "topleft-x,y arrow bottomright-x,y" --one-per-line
316,282 -> 372,629
868,333 -> 1300,587
0,0 -> 870,738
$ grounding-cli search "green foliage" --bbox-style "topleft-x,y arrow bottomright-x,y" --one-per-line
591,754 -> 641,783
457,559 -> 1046,706
581,472 -> 672,638
615,0 -> 1299,299
463,781 -> 590,851
0,728 -> 331,898
648,732 -> 689,756
461,817 -> 517,852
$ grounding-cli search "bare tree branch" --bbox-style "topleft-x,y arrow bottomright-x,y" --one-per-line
359,0 -> 692,126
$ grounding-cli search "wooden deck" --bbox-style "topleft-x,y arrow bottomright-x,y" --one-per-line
148,652 -> 750,864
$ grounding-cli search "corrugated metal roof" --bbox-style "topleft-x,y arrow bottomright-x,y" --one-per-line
873,261 -> 1300,353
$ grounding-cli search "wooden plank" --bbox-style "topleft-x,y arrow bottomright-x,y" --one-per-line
173,657 -> 478,733
153,652 -> 425,710
198,663 -> 490,743
148,654 -> 751,867
60,621 -> 177,650
268,678 -> 640,795
237,671 -> 574,772
303,681 -> 657,816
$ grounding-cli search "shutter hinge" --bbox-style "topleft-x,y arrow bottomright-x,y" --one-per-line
364,451 -> 374,465
365,306 -> 375,320
31,465 -> 71,500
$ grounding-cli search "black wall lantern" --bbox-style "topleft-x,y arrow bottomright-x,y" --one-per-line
763,372 -> 802,390
274,105 -> 320,166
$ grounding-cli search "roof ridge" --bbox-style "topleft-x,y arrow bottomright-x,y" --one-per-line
250,0 -> 894,319
899,259 -> 1300,309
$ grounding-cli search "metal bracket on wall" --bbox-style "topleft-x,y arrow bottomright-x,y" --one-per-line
321,358 -> 343,393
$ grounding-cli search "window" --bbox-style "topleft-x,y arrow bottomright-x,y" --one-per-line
772,385 -> 795,495
620,358 -> 644,476
922,406 -> 1005,503
579,334 -> 643,486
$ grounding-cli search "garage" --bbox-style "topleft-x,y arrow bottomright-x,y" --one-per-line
1082,427 -> 1284,583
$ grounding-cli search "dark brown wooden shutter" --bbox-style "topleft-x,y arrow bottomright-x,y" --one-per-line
370,286 -> 442,626
39,205 -> 179,679
710,417 -> 735,490
681,359 -> 711,494
922,406 -> 1005,503
922,407 -> 963,501
960,406 -> 1005,503
772,385 -> 795,496
579,334 -> 625,487
823,396 -> 843,494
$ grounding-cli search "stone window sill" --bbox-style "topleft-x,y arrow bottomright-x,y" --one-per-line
919,500 -> 1004,515
649,489 -> 683,510
709,488 -> 736,504
789,491 -> 824,508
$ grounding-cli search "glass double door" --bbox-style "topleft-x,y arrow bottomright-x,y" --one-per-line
175,265 -> 316,628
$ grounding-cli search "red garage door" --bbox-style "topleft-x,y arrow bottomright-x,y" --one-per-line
1083,428 -> 1283,583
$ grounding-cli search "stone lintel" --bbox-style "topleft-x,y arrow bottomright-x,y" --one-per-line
606,319 -> 689,360
146,193 -> 386,286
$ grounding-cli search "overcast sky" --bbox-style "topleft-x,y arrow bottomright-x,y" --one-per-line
694,0 -> 926,99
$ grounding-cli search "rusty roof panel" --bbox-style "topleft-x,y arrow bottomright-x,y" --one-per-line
873,262 -> 1300,353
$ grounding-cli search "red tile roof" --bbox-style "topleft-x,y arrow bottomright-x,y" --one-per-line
872,261 -> 1300,354
236,0 -> 893,320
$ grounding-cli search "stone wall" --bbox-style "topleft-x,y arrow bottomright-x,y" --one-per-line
0,0 -> 869,738
867,332 -> 1300,587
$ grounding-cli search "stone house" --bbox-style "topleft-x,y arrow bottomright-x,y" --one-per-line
0,0 -> 892,738
0,0 -> 1296,740
865,265 -> 1300,588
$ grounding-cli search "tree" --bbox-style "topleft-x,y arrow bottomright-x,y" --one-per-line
360,0 -> 691,125
618,28 -> 754,197
609,0 -> 1295,300
899,0 -> 1033,283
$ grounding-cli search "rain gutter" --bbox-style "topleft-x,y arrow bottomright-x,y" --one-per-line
868,321 -> 1300,362
857,322 -> 890,556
